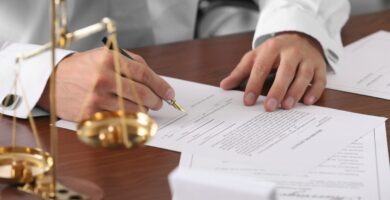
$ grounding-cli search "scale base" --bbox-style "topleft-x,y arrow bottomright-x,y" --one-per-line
0,176 -> 103,200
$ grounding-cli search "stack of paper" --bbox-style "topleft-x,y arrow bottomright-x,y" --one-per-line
179,124 -> 390,200
327,31 -> 390,99
148,77 -> 389,199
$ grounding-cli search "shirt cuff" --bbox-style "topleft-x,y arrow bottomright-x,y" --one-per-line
0,43 -> 74,118
252,6 -> 343,72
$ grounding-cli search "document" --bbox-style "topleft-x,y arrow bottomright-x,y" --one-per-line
179,124 -> 390,200
327,31 -> 390,100
57,77 -> 386,173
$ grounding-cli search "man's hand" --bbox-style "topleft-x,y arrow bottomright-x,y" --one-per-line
220,32 -> 327,111
37,47 -> 175,121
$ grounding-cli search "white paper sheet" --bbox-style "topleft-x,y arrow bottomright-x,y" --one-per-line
0,41 -> 10,50
327,31 -> 390,99
179,123 -> 390,200
169,167 -> 276,200
57,77 -> 386,173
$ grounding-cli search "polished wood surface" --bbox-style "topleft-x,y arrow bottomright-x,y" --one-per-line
1,10 -> 389,200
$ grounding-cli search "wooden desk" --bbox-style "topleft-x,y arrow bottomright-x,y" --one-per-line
1,10 -> 389,200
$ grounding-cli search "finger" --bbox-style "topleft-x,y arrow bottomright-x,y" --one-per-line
243,50 -> 279,106
94,69 -> 116,94
95,47 -> 114,70
124,50 -> 148,65
264,51 -> 300,111
117,77 -> 163,110
118,58 -> 175,101
105,47 -> 175,101
220,51 -> 254,90
303,63 -> 327,105
99,93 -> 148,113
281,61 -> 314,109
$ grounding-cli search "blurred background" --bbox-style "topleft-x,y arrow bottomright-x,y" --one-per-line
351,0 -> 390,15
197,0 -> 390,39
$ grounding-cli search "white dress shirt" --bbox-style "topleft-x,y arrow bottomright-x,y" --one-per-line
0,0 -> 350,118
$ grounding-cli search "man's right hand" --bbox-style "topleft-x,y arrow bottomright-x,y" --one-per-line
37,47 -> 175,121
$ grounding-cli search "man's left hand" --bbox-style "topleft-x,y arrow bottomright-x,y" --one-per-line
220,32 -> 327,111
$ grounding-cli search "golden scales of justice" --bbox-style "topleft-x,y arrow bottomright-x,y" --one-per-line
0,0 -> 158,199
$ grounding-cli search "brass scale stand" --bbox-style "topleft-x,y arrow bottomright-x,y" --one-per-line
0,0 -> 157,199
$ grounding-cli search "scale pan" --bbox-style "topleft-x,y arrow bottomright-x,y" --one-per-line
0,147 -> 53,184
77,111 -> 157,148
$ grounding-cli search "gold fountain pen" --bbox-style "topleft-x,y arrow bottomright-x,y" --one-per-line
102,37 -> 186,112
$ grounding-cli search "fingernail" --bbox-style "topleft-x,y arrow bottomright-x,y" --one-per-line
244,92 -> 256,105
220,78 -> 231,90
219,79 -> 227,89
307,96 -> 316,104
266,98 -> 278,111
165,88 -> 175,100
283,96 -> 295,109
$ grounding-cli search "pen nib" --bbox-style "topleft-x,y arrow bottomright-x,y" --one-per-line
166,99 -> 186,112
